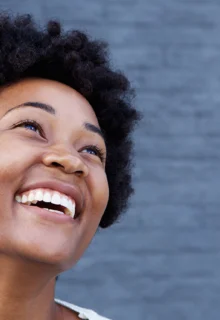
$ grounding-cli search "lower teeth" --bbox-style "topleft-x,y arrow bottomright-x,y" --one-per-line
45,209 -> 64,215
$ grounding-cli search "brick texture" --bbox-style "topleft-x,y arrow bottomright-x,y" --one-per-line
0,0 -> 219,319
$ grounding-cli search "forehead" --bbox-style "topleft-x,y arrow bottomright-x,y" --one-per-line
0,78 -> 99,125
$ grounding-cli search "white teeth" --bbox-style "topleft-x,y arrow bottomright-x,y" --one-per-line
69,200 -> 75,218
43,192 -> 51,203
15,195 -> 21,202
28,192 -> 35,202
44,208 -> 64,215
61,196 -> 69,209
63,199 -> 75,218
22,194 -> 28,203
67,200 -> 72,214
48,209 -> 64,215
35,190 -> 43,201
51,193 -> 61,205
71,202 -> 76,218
15,188 -> 76,219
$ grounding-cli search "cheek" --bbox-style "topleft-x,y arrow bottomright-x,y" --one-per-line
0,135 -> 36,184
87,169 -> 109,218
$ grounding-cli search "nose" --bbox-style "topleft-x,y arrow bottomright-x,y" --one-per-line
42,144 -> 89,178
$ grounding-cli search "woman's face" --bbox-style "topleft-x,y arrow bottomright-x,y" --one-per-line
0,78 -> 109,272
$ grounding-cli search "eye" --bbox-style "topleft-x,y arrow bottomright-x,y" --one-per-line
81,145 -> 106,163
12,119 -> 45,137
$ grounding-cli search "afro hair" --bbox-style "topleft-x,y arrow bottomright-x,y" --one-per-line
0,12 -> 140,228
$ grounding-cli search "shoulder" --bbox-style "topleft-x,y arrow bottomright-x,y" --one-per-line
55,298 -> 112,320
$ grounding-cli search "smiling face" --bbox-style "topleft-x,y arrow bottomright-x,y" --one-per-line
0,78 -> 109,272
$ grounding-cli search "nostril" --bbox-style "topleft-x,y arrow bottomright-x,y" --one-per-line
52,162 -> 62,167
51,162 -> 84,176
75,170 -> 84,177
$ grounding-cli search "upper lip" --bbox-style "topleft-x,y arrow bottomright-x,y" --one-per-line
16,180 -> 83,217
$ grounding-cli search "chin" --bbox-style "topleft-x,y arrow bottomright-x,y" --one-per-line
3,233 -> 81,271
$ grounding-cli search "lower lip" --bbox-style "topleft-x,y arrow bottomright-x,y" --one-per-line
17,203 -> 75,224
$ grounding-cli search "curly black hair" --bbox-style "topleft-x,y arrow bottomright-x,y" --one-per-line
0,12 -> 140,228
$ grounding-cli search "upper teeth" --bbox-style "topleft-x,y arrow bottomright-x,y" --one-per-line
15,189 -> 75,218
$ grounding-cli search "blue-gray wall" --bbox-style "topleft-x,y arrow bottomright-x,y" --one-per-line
0,1 -> 219,319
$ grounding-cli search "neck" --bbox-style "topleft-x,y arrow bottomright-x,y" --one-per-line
0,254 -> 61,320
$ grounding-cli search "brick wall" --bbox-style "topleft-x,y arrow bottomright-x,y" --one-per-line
0,1 -> 219,319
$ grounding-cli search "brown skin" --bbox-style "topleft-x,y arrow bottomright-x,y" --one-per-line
0,78 -> 109,320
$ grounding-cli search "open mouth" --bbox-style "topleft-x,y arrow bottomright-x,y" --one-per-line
30,201 -> 68,215
15,189 -> 77,219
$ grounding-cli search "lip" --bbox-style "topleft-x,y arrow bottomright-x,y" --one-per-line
17,202 -> 75,224
16,180 -> 83,218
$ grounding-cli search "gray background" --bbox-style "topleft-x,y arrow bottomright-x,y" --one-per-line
0,0 -> 219,319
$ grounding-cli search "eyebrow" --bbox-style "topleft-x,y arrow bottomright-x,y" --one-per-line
4,101 -> 56,116
3,101 -> 105,142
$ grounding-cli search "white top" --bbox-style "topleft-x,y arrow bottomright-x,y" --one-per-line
55,298 -> 112,320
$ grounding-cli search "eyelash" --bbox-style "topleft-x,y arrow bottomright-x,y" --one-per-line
13,119 -> 45,136
82,145 -> 106,163
12,119 -> 106,163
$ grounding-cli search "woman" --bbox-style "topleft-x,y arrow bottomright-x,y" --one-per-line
0,12 -> 139,320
